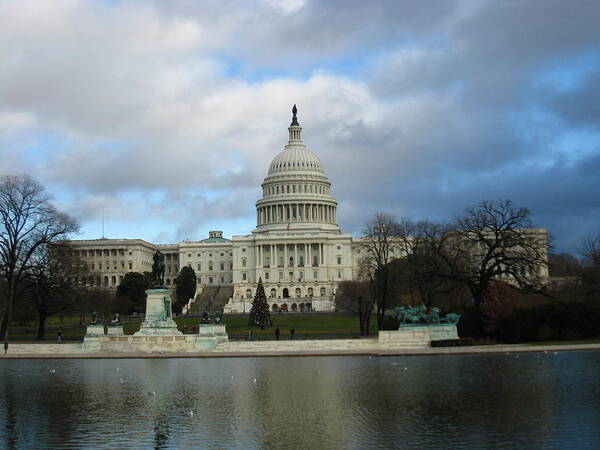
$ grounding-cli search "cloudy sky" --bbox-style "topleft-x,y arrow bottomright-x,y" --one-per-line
1,0 -> 599,253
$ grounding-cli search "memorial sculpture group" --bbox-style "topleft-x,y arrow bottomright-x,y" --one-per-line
394,305 -> 461,326
375,305 -> 462,347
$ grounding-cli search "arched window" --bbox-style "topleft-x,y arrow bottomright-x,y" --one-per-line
307,287 -> 314,297
295,287 -> 301,297
320,287 -> 326,297
270,288 -> 277,298
246,289 -> 252,299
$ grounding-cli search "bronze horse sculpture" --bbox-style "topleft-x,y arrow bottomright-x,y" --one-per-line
152,250 -> 166,287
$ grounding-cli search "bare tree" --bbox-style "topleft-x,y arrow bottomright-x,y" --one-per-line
0,174 -> 79,347
27,242 -> 88,339
356,213 -> 403,329
336,280 -> 375,336
579,235 -> 600,266
438,200 -> 550,332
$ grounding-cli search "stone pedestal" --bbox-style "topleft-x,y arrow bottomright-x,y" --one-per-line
135,288 -> 182,336
107,326 -> 124,336
379,327 -> 431,347
85,324 -> 105,335
427,324 -> 459,341
378,324 -> 460,348
82,325 -> 105,351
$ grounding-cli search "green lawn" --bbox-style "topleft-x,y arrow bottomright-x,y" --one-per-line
6,313 -> 378,341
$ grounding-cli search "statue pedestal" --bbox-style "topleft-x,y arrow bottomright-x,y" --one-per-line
82,325 -> 105,351
85,324 -> 105,335
107,326 -> 124,336
378,324 -> 460,348
134,288 -> 182,336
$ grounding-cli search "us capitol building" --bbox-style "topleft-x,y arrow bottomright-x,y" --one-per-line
69,107 -> 356,313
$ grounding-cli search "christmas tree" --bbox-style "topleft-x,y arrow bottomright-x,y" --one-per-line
249,277 -> 271,329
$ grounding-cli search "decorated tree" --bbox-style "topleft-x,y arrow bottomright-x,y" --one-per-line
248,278 -> 271,329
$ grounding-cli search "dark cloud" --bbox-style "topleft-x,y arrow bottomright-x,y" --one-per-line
0,0 -> 599,253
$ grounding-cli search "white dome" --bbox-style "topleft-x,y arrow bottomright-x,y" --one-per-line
267,145 -> 325,176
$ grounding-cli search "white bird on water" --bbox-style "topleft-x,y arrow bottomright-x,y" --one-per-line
189,411 -> 194,417
49,369 -> 56,374
253,378 -> 257,384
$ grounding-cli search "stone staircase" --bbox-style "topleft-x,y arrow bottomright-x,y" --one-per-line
188,285 -> 234,314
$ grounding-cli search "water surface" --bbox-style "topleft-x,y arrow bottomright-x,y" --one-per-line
1,351 -> 600,448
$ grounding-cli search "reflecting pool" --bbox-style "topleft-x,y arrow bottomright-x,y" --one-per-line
1,351 -> 600,448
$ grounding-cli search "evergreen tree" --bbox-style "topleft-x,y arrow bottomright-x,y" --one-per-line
117,272 -> 150,313
249,278 -> 271,329
175,266 -> 197,313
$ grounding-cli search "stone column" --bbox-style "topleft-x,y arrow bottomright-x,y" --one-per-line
294,244 -> 298,267
307,243 -> 312,267
284,244 -> 288,268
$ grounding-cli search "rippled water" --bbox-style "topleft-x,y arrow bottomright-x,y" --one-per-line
1,351 -> 600,448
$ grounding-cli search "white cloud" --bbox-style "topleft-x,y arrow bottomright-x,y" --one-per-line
1,0 -> 599,252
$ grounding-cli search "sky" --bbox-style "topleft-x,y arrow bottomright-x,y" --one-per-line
1,0 -> 599,254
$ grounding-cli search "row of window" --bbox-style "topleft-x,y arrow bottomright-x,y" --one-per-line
186,251 -> 232,258
263,183 -> 329,197
244,286 -> 328,299
240,270 -> 343,282
242,255 -> 343,267
76,249 -> 133,257
166,275 -> 232,285
189,262 -> 233,271
90,261 -> 133,271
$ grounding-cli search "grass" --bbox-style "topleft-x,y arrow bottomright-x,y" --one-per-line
6,313 -> 379,341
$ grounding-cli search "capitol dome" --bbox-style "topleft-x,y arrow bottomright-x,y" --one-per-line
254,105 -> 339,234
267,144 -> 325,175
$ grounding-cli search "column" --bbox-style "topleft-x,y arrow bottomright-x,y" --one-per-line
307,243 -> 312,267
284,244 -> 288,268
270,244 -> 274,268
294,244 -> 298,268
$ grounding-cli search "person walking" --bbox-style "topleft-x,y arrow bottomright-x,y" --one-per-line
248,329 -> 253,341
290,328 -> 295,340
57,330 -> 62,344
275,327 -> 280,341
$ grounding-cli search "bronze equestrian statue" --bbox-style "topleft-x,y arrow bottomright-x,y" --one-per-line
152,250 -> 166,287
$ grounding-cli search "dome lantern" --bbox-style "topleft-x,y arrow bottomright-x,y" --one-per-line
288,104 -> 302,143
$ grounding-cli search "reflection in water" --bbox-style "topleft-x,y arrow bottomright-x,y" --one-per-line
1,352 -> 600,448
